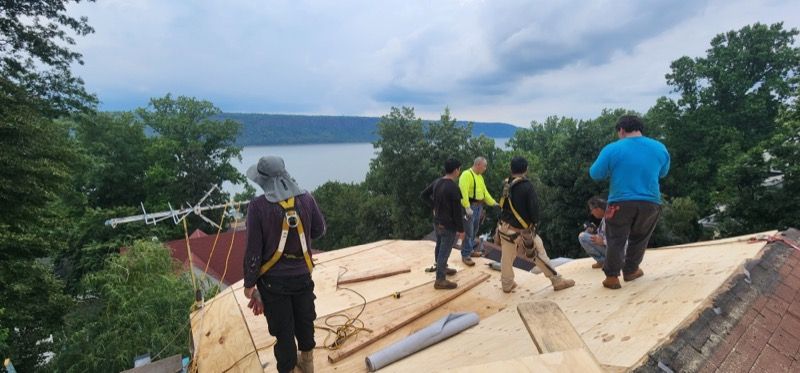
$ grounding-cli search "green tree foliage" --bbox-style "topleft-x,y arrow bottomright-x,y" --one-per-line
52,241 -> 194,372
312,182 -> 392,250
658,22 -> 800,212
136,95 -> 245,208
0,260 -> 71,371
73,112 -> 151,208
0,79 -> 79,371
0,0 -> 96,114
715,92 -> 800,235
651,197 -> 705,246
57,206 -> 179,294
363,107 -> 502,240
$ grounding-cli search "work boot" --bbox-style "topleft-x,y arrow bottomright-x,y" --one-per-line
502,281 -> 518,293
462,257 -> 475,267
297,350 -> 313,373
592,261 -> 604,269
425,265 -> 457,276
550,275 -> 575,291
603,276 -> 621,289
434,279 -> 458,289
623,268 -> 644,282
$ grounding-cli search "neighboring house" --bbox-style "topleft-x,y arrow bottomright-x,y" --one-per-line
165,229 -> 247,289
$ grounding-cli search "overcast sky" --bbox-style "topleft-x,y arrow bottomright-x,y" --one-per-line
67,0 -> 800,127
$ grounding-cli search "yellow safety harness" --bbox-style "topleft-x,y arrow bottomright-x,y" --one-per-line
259,196 -> 314,275
498,177 -> 529,229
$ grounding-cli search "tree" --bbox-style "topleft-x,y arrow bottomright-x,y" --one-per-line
364,107 -> 502,240
52,241 -> 194,372
658,22 -> 800,212
72,112 -> 151,208
0,80 -> 79,371
715,91 -> 800,235
136,95 -> 245,210
0,0 -> 97,115
312,182 -> 392,250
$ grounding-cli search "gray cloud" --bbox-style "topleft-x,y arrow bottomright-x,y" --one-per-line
67,0 -> 800,126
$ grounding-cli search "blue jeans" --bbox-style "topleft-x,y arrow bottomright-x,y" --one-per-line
434,225 -> 457,280
578,232 -> 607,263
461,203 -> 483,258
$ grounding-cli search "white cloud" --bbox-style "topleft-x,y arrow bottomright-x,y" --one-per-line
67,0 -> 800,126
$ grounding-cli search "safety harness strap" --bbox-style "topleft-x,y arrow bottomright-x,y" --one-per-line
498,177 -> 530,229
259,197 -> 314,275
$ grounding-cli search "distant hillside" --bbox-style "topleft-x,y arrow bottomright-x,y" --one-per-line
216,113 -> 519,146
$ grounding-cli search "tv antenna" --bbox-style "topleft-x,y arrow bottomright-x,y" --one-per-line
104,185 -> 249,229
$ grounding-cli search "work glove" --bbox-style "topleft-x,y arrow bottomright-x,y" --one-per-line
465,206 -> 474,218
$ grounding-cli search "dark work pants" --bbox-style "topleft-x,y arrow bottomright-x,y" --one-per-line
603,201 -> 661,277
434,224 -> 457,280
257,273 -> 316,373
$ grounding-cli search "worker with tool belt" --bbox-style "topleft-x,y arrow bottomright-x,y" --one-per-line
243,155 -> 326,373
496,156 -> 575,293
458,156 -> 497,266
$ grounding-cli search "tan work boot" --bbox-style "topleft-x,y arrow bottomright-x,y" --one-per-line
603,276 -> 621,289
434,279 -> 458,289
591,261 -> 604,269
550,275 -> 575,291
297,350 -> 313,373
462,257 -> 475,266
623,268 -> 644,282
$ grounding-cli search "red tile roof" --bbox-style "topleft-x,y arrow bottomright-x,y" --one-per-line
166,230 -> 246,286
165,228 -> 324,286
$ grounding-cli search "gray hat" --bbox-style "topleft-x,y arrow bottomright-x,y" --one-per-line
246,156 -> 306,203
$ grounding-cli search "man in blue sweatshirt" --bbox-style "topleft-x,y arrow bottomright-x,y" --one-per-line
589,115 -> 670,289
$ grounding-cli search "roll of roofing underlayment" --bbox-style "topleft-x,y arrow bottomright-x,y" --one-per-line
365,312 -> 480,372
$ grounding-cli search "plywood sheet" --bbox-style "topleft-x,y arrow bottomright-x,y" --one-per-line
327,272 -> 490,362
441,348 -> 605,373
192,231 -> 774,372
189,287 -> 262,372
530,230 -> 777,368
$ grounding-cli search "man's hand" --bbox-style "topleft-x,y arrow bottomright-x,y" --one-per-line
244,286 -> 256,299
590,234 -> 605,245
248,297 -> 264,316
465,206 -> 474,218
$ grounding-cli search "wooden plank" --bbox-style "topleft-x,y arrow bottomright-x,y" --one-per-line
441,348 -> 605,373
517,301 -> 589,354
327,272 -> 490,363
337,265 -> 411,285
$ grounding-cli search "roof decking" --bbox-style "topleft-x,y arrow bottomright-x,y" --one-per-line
189,231 -> 778,372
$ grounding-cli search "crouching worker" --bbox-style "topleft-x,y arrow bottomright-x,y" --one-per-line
578,196 -> 608,269
496,156 -> 575,293
243,156 -> 326,373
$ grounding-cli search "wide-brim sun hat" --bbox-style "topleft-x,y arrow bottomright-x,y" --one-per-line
246,156 -> 305,202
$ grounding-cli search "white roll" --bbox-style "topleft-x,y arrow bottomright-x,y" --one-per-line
365,312 -> 480,371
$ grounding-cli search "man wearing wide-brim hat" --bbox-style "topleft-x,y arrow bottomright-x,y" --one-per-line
243,155 -> 326,373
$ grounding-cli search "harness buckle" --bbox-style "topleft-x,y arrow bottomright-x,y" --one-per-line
286,210 -> 299,228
